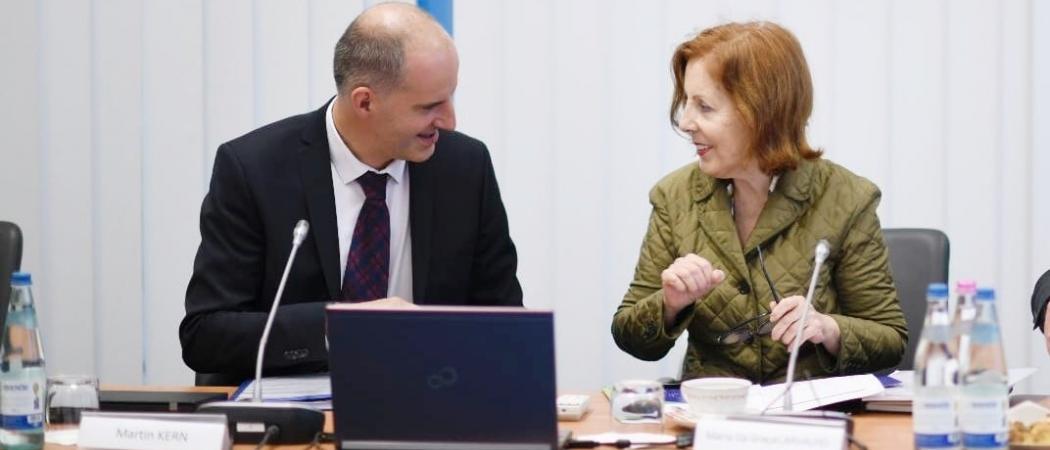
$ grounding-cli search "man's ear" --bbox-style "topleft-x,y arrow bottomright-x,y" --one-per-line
349,86 -> 375,115
1043,301 -> 1050,333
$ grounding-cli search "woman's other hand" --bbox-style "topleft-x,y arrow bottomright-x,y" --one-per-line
661,254 -> 725,326
769,295 -> 842,355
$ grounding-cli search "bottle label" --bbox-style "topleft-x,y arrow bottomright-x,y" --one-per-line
915,433 -> 959,448
913,394 -> 959,448
0,379 -> 45,430
959,392 -> 1007,448
970,323 -> 1000,345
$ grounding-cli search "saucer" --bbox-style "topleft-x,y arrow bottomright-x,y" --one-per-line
664,404 -> 699,429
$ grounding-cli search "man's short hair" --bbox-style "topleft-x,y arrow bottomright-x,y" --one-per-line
333,17 -> 405,94
670,21 -> 822,174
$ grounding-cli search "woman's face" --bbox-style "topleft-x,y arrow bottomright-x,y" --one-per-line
677,57 -> 756,179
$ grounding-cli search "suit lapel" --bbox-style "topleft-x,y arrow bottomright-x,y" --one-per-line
298,104 -> 341,299
408,160 -> 434,303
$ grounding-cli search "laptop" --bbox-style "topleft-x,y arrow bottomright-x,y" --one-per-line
325,305 -> 559,450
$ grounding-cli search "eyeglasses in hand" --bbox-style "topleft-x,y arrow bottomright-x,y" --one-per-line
716,246 -> 781,345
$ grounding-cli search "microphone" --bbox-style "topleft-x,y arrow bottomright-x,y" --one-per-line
782,239 -> 831,412
199,220 -> 324,444
254,219 -> 310,401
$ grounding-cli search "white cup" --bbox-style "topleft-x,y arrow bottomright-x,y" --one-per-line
681,377 -> 751,415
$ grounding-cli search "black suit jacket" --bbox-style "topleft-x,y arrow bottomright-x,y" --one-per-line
180,103 -> 522,381
1032,270 -> 1050,332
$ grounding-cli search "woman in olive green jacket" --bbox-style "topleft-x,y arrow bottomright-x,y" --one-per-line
611,21 -> 907,384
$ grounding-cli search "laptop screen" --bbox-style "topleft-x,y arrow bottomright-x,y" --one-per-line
326,305 -> 558,450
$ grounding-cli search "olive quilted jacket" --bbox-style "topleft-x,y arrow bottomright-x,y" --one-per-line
611,158 -> 907,383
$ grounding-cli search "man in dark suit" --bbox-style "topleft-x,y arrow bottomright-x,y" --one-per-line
180,3 -> 522,384
1032,270 -> 1050,354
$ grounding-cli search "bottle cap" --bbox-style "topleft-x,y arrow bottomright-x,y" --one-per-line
955,279 -> 977,295
10,271 -> 31,286
976,287 -> 996,301
926,283 -> 949,298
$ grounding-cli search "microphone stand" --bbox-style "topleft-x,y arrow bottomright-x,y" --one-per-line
782,240 -> 830,412
199,220 -> 325,444
253,220 -> 309,403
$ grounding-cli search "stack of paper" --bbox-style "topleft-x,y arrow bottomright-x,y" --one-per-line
622,375 -> 885,413
232,374 -> 332,410
861,372 -> 913,412
862,367 -> 1037,413
745,374 -> 885,413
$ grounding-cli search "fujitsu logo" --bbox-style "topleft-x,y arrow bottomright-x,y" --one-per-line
426,366 -> 458,389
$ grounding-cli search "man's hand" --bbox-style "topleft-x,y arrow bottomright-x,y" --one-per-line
660,254 -> 725,327
345,297 -> 418,310
769,296 -> 841,355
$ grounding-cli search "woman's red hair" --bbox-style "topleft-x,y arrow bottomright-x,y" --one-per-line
670,22 -> 822,174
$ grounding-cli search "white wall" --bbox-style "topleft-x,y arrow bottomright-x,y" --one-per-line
457,0 -> 1050,392
0,0 -> 1047,391
0,0 -> 364,385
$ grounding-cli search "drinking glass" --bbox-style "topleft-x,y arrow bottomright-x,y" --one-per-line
46,375 -> 99,426
611,379 -> 663,425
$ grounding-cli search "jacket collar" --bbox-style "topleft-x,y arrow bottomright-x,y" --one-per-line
744,160 -> 816,252
690,159 -> 814,205
691,159 -> 818,275
774,159 -> 814,203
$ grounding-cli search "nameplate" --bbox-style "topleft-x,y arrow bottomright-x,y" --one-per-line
78,411 -> 230,450
692,414 -> 847,450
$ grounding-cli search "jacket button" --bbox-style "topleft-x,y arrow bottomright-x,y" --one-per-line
738,281 -> 751,295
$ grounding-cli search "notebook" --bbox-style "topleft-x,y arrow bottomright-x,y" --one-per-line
863,367 -> 1037,413
325,305 -> 559,450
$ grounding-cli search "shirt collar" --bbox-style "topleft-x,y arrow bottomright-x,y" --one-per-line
693,160 -> 814,204
325,100 -> 406,186
726,174 -> 780,197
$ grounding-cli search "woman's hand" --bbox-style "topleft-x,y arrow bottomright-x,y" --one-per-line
769,296 -> 841,355
661,254 -> 725,327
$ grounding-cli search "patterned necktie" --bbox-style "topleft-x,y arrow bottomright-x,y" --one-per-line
341,172 -> 390,302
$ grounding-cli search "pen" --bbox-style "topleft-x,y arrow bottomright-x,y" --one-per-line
564,433 -> 692,448
564,439 -> 631,448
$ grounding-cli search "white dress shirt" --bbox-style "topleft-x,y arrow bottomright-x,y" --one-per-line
326,101 -> 414,301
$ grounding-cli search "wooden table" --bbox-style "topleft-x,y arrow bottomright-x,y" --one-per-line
562,394 -> 912,449
43,387 -> 913,449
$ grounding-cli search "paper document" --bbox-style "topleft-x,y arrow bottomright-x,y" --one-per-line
745,374 -> 885,413
232,374 -> 331,407
663,374 -> 885,413
862,367 -> 1037,412
44,429 -> 79,446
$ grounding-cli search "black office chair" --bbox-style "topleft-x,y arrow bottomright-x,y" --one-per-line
0,221 -> 24,329
883,228 -> 950,370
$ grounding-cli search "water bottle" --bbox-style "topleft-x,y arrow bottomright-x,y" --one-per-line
913,283 -> 960,450
0,272 -> 46,450
951,280 -> 977,374
958,287 -> 1008,450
